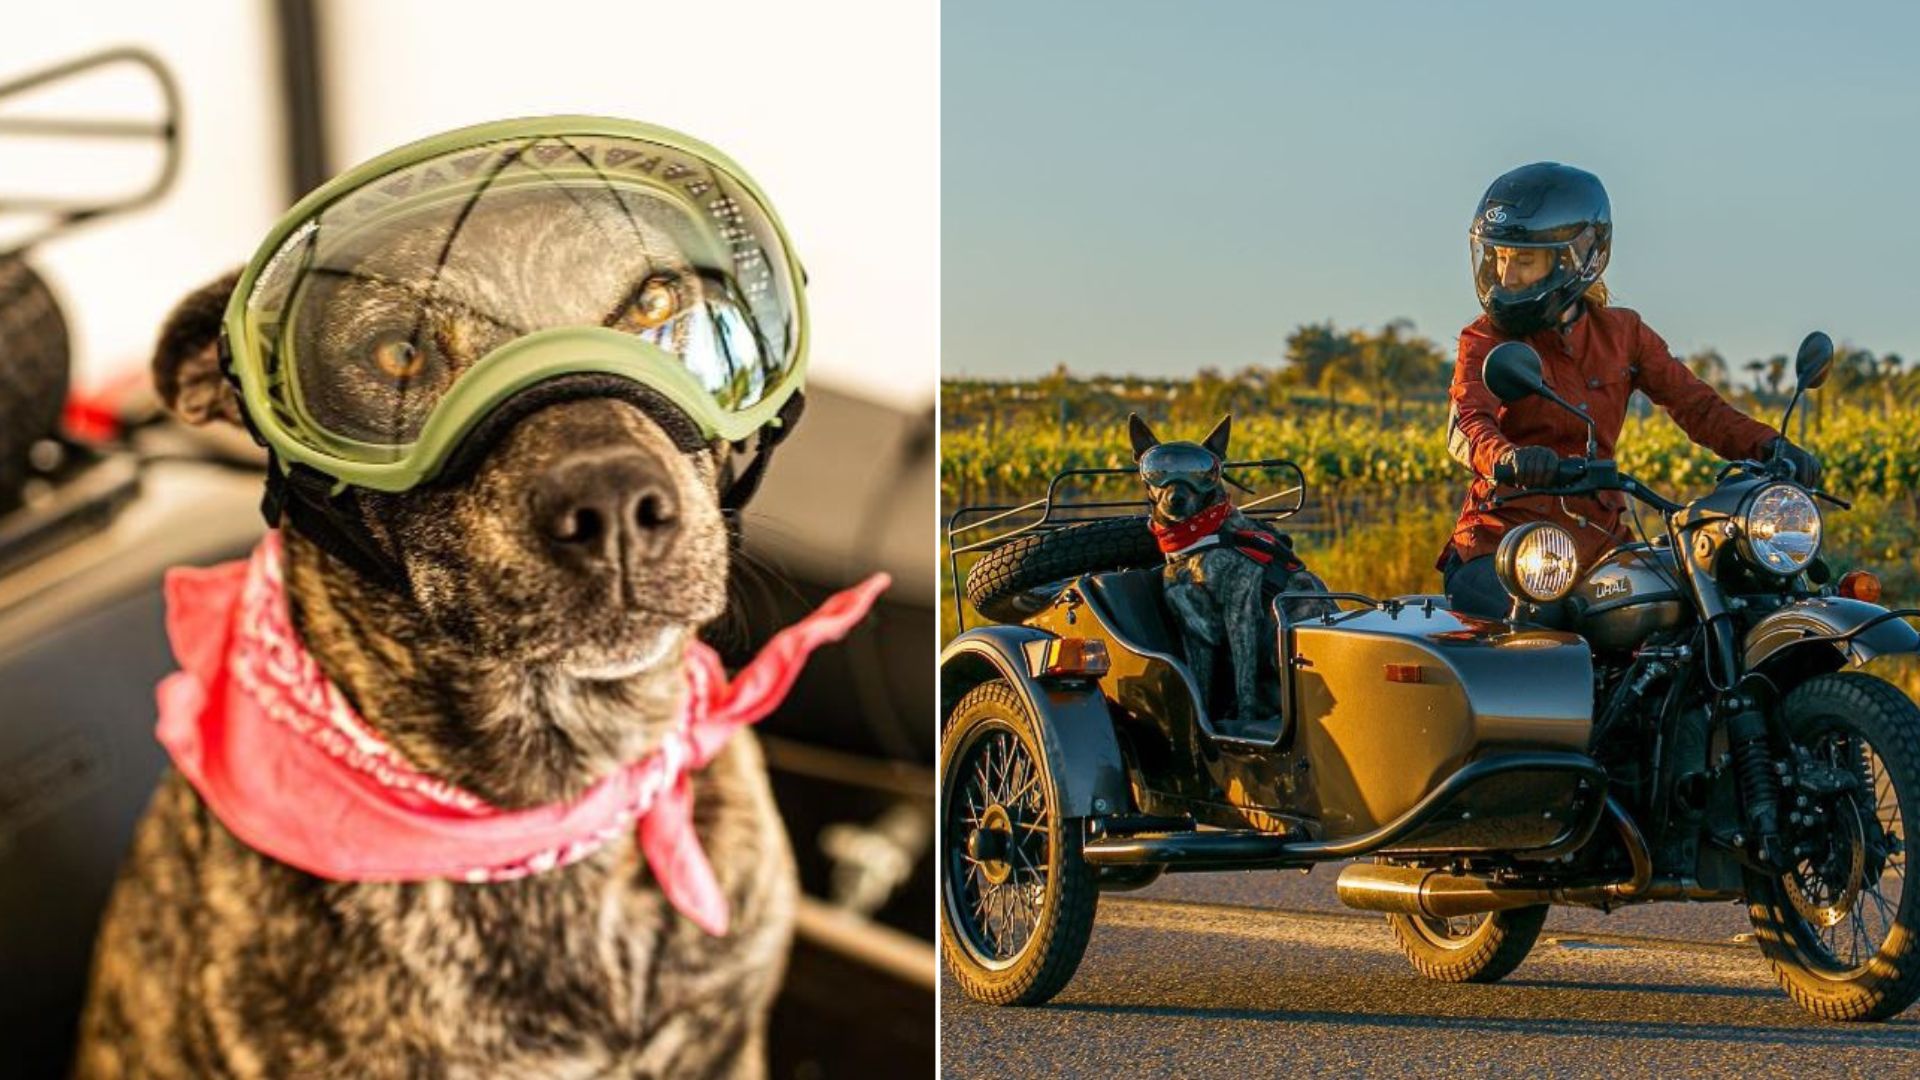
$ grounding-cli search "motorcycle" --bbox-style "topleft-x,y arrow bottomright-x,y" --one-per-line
938,331 -> 1918,1020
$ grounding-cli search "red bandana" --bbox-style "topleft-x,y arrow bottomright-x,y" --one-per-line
1149,499 -> 1233,554
154,532 -> 888,937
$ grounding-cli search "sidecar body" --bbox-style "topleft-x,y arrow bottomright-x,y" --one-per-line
943,461 -> 1610,876
943,567 -> 1609,872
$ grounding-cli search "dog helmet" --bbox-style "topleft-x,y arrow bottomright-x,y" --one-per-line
1469,162 -> 1610,336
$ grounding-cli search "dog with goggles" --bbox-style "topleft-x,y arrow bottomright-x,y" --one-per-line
76,116 -> 886,1078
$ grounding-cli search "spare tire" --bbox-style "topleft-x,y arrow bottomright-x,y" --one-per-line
964,516 -> 1161,624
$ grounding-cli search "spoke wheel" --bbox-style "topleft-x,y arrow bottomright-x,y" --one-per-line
1410,912 -> 1494,945
940,680 -> 1098,1005
1745,672 -> 1920,1021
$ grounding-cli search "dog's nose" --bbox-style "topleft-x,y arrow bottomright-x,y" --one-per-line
532,451 -> 681,565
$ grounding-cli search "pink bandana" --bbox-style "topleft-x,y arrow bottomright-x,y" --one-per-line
155,532 -> 889,936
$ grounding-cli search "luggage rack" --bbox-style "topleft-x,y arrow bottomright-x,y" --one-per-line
1,48 -> 182,256
945,458 -> 1307,631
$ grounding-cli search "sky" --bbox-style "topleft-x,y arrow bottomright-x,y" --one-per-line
944,0 -> 1920,379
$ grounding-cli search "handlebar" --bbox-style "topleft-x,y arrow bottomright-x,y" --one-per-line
1490,450 -> 1849,517
1488,455 -> 1683,514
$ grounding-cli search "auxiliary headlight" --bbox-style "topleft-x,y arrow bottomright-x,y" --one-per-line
1738,483 -> 1821,576
1495,521 -> 1580,603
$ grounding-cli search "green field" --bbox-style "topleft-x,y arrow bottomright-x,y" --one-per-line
941,354 -> 1920,642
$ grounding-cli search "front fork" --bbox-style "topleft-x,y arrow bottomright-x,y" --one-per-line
1720,691 -> 1788,868
1689,536 -> 1790,869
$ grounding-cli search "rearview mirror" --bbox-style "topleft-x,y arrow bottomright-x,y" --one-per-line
1794,331 -> 1834,391
1482,341 -> 1547,403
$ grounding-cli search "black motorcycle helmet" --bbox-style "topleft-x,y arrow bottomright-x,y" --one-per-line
1470,162 -> 1611,336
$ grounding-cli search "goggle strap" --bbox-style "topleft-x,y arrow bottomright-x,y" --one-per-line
720,390 -> 805,516
264,459 -> 411,593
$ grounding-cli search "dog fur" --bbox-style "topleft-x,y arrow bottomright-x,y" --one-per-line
74,187 -> 797,1078
1129,414 -> 1334,737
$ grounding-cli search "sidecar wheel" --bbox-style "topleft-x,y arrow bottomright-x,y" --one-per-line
1744,672 -> 1920,1022
939,679 -> 1099,1005
1385,903 -> 1547,983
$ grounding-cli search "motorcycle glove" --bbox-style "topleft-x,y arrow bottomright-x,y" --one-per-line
1769,437 -> 1823,489
1501,444 -> 1561,488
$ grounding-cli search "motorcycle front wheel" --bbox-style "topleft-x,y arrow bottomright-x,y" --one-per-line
1745,672 -> 1919,1021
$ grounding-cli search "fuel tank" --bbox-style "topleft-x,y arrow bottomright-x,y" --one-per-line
1288,603 -> 1593,836
1571,541 -> 1688,653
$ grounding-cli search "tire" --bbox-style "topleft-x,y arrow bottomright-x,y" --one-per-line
1744,672 -> 1920,1021
0,257 -> 71,509
939,680 -> 1100,1005
1385,902 -> 1548,983
964,517 -> 1160,624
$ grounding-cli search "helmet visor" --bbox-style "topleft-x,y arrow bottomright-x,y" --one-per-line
233,125 -> 802,468
1470,233 -> 1598,308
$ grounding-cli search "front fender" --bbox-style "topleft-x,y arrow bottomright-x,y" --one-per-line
940,626 -> 1130,818
1744,596 -> 1920,675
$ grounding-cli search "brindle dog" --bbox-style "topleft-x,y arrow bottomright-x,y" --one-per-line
75,193 -> 796,1078
1129,414 -> 1334,739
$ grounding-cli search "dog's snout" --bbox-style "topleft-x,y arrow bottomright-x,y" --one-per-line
533,451 -> 682,564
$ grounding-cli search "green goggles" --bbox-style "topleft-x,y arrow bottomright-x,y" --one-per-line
222,116 -> 807,492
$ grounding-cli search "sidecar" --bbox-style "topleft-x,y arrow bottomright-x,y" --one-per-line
940,461 -> 1612,1004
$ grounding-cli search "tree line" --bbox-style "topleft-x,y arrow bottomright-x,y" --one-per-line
945,317 -> 1912,440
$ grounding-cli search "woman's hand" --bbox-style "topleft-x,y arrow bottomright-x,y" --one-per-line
1768,437 -> 1824,489
1498,445 -> 1562,487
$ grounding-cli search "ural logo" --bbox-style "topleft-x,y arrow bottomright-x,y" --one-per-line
1592,575 -> 1629,600
1484,206 -> 1510,224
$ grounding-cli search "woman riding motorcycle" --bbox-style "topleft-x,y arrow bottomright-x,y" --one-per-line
1438,162 -> 1822,618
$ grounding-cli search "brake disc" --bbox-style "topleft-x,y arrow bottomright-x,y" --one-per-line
1785,792 -> 1867,929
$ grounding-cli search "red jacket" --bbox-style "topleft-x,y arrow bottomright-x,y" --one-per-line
1439,305 -> 1779,573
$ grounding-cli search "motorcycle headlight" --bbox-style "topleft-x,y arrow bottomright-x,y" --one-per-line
1495,521 -> 1580,603
1738,483 -> 1822,576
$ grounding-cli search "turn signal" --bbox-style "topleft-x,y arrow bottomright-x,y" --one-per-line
1024,637 -> 1111,679
1838,570 -> 1882,603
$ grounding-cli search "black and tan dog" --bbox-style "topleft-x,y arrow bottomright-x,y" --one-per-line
1129,414 -> 1334,738
73,273 -> 797,1073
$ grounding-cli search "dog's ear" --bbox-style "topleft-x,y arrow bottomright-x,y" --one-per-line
1127,413 -> 1160,461
1201,414 -> 1232,461
153,269 -> 245,426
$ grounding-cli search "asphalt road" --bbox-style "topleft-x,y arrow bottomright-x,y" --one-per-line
940,867 -> 1920,1077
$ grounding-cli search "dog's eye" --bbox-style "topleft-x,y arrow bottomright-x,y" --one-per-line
611,277 -> 681,333
370,335 -> 428,380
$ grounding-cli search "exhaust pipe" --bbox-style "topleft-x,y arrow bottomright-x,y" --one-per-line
1336,796 -> 1654,919
1336,862 -> 1548,919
